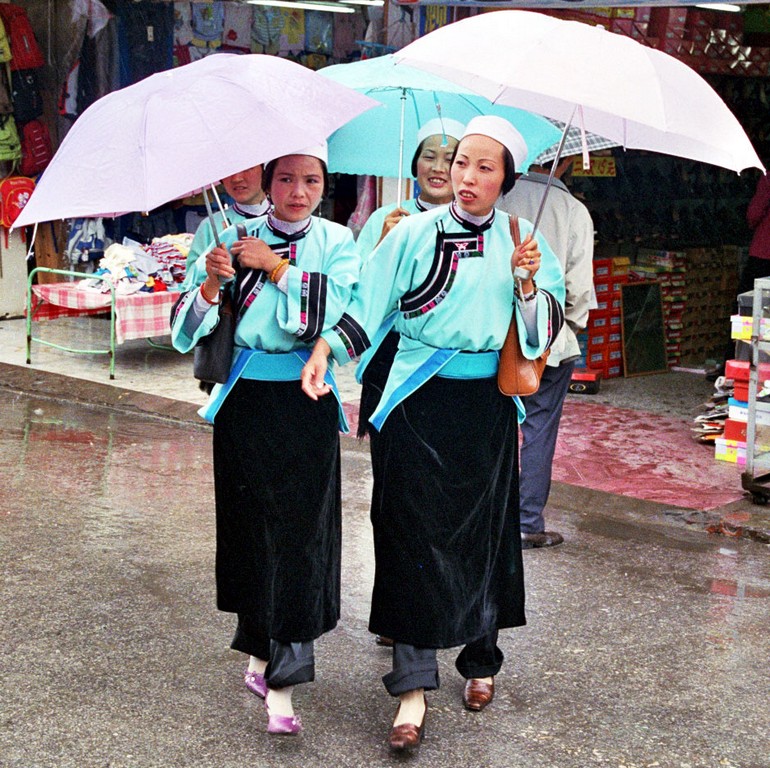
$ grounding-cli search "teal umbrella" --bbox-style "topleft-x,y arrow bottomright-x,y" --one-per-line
320,54 -> 561,202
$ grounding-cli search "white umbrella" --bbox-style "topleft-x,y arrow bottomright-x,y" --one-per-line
14,53 -> 379,229
395,10 -> 763,175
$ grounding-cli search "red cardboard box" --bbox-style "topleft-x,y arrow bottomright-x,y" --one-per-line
724,359 -> 770,381
569,369 -> 601,394
588,333 -> 607,350
593,259 -> 613,278
723,418 -> 748,443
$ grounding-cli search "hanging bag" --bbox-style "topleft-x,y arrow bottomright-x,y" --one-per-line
19,118 -> 51,176
11,68 -> 43,122
497,214 -> 550,397
191,223 -> 243,385
0,112 -> 21,164
193,288 -> 235,385
0,4 -> 45,71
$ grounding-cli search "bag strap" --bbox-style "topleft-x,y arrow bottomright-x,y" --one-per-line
508,214 -> 521,248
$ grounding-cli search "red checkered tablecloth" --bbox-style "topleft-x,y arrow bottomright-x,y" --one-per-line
31,283 -> 180,344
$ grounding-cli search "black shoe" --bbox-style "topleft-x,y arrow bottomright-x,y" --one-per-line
521,531 -> 564,549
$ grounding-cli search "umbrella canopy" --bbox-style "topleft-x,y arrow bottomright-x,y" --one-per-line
14,53 -> 378,228
320,54 -> 561,179
396,10 -> 763,174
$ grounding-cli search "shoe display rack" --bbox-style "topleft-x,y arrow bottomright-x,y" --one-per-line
741,277 -> 770,504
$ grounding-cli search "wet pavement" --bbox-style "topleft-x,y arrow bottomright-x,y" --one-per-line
1,375 -> 769,766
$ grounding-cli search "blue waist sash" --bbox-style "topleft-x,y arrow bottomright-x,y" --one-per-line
370,345 -> 525,432
199,347 -> 349,432
437,350 -> 499,379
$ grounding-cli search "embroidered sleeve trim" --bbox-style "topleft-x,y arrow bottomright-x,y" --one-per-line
542,289 -> 565,350
295,271 -> 328,341
333,313 -> 371,359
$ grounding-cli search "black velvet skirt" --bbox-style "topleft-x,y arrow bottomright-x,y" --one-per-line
357,330 -> 400,439
368,374 -> 525,648
213,378 -> 341,643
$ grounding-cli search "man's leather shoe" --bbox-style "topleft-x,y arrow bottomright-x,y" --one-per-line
521,531 -> 564,549
463,678 -> 494,711
375,635 -> 394,647
389,696 -> 427,751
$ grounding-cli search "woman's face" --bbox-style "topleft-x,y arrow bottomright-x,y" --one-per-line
269,155 -> 325,222
222,164 -> 264,206
450,135 -> 506,218
415,134 -> 458,205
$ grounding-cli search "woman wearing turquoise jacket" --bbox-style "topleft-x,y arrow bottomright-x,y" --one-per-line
355,117 -> 466,258
184,163 -> 270,275
170,142 -> 359,737
302,116 -> 565,751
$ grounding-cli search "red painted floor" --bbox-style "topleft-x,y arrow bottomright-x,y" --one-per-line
343,398 -> 745,512
553,401 -> 744,511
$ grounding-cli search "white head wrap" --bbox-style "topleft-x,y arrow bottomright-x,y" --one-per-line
292,141 -> 328,164
461,115 -> 528,169
416,117 -> 466,147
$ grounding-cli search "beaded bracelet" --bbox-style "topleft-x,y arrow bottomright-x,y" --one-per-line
199,283 -> 221,305
269,258 -> 290,284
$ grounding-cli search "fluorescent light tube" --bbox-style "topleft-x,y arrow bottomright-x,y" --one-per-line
694,3 -> 743,12
248,0 -> 355,13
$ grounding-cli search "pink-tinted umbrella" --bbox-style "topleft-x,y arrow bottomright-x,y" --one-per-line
14,53 -> 378,228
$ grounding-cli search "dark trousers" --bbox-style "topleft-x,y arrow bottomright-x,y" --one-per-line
519,361 -> 575,534
382,631 -> 503,697
232,614 -> 314,688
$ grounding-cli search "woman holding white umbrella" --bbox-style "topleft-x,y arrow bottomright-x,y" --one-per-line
171,142 -> 358,737
184,163 -> 270,275
355,117 -> 465,256
301,116 -> 565,751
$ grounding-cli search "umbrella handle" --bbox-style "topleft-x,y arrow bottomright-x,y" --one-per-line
397,87 -> 406,208
210,184 -> 230,229
202,185 -> 222,248
512,106 -> 577,281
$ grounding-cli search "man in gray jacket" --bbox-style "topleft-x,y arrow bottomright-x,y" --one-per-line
500,156 -> 595,548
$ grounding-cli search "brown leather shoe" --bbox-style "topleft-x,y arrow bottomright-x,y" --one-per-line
521,531 -> 564,549
463,678 -> 495,711
388,696 -> 427,751
375,635 -> 394,647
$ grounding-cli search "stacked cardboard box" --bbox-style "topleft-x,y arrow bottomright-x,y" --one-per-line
715,359 -> 770,464
628,249 -> 687,367
679,246 -> 739,365
627,247 -> 738,367
586,257 -> 628,378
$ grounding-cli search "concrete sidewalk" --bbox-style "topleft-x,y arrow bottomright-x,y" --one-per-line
2,382 -> 768,768
1,312 -> 769,544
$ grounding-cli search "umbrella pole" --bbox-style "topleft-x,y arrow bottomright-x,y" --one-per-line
210,184 -> 230,229
397,87 -> 406,208
202,185 -> 222,248
531,106 -> 576,238
514,107 -> 577,280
